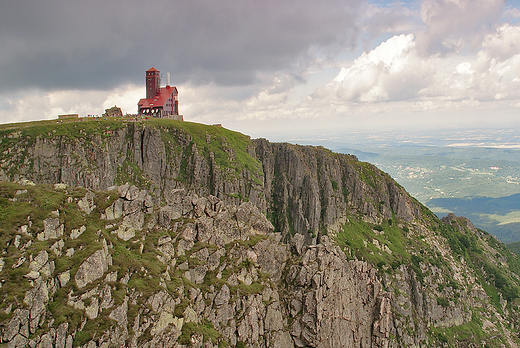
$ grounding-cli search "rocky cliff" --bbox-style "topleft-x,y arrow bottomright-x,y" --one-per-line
254,139 -> 419,244
0,118 -> 519,348
0,119 -> 418,243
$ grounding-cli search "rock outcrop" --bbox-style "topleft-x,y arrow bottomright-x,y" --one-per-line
254,139 -> 420,241
0,181 -> 518,347
0,121 -> 266,213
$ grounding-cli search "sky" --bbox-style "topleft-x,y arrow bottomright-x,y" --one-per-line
2,0 -> 520,141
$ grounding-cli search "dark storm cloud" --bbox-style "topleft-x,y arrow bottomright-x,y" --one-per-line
0,0 -> 364,92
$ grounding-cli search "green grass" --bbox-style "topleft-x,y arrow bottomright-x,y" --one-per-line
335,215 -> 414,268
0,117 -> 127,143
145,119 -> 263,181
0,118 -> 263,194
507,240 -> 520,254
178,319 -> 223,346
429,312 -> 504,348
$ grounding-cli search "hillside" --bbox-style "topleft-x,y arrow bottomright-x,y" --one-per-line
343,146 -> 520,244
0,118 -> 520,347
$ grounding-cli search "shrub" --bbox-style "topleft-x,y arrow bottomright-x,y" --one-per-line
436,297 -> 449,308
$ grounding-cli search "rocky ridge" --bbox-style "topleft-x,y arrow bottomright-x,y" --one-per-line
0,119 -> 419,243
0,119 -> 519,347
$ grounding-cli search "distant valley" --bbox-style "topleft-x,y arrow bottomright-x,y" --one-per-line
340,145 -> 520,244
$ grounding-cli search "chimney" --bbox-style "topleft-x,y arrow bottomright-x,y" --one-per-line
166,72 -> 170,87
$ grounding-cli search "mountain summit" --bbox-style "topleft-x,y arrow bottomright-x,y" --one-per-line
0,118 -> 519,347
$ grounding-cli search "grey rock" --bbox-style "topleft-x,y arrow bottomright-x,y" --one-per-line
157,242 -> 175,264
77,191 -> 96,214
207,248 -> 224,271
183,306 -> 199,324
105,199 -> 123,220
185,265 -> 207,284
116,225 -> 136,241
181,222 -> 197,241
176,239 -> 194,256
196,216 -> 214,243
109,297 -> 128,327
13,235 -> 21,249
125,185 -> 140,201
38,217 -> 64,241
192,248 -> 209,262
23,278 -> 49,333
39,333 -> 53,348
69,225 -> 86,239
50,239 -> 64,257
4,317 -> 20,342
264,306 -> 283,332
12,256 -> 26,268
118,183 -> 130,198
158,204 -> 182,227
100,285 -> 113,309
291,233 -> 305,255
7,334 -> 27,348
85,297 -> 99,320
55,323 -> 68,348
29,251 -> 49,272
148,291 -> 176,313
272,331 -> 294,348
104,271 -> 118,283
75,240 -> 112,288
214,285 -> 230,307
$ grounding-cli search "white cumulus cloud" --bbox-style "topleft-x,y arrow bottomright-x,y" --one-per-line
318,34 -> 434,103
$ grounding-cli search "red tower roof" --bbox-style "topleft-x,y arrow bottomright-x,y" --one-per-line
138,86 -> 178,109
147,67 -> 159,72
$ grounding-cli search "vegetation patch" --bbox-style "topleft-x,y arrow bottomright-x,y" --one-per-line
429,313 -> 503,348
178,319 -> 223,346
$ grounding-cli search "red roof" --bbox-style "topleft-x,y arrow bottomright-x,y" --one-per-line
147,67 -> 159,72
138,86 -> 178,108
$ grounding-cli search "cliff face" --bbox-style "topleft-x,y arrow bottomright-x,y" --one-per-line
254,139 -> 419,243
0,119 -> 520,348
0,120 -> 418,242
0,120 -> 265,212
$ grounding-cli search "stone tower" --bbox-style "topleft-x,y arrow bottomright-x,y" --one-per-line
146,67 -> 161,99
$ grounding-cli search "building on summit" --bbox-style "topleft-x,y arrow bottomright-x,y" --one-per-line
137,67 -> 183,120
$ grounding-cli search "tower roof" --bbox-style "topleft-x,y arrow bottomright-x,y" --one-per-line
147,67 -> 159,72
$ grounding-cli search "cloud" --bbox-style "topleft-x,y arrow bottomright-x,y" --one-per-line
503,5 -> 520,19
361,2 -> 422,40
0,86 -> 146,124
3,1 -> 520,138
316,34 -> 434,103
311,21 -> 520,117
0,0 -> 364,94
416,0 -> 506,55
420,23 -> 520,102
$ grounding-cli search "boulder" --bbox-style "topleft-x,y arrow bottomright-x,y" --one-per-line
37,217 -> 64,241
75,240 -> 112,288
